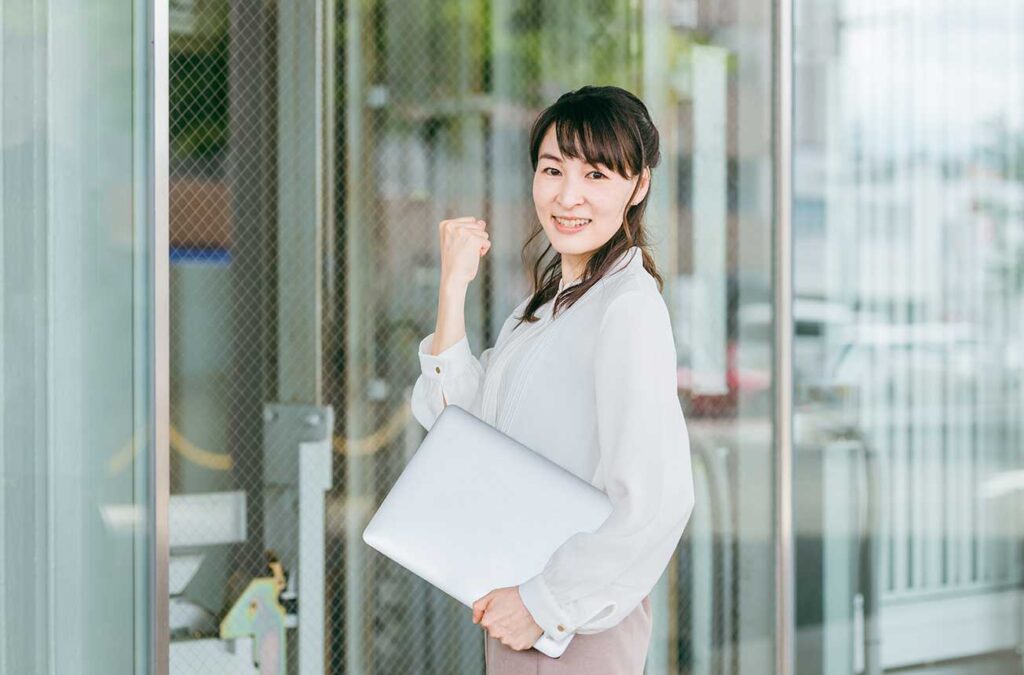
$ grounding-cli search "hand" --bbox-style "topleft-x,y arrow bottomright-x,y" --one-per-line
438,216 -> 491,290
472,586 -> 544,651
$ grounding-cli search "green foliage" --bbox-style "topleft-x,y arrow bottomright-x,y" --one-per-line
169,5 -> 229,162
168,0 -> 659,162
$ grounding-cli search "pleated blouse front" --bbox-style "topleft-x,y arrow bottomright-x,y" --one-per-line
410,245 -> 695,649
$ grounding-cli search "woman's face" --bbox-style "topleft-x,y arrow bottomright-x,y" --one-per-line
532,125 -> 649,260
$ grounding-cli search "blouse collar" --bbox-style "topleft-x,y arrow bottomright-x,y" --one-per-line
557,246 -> 643,293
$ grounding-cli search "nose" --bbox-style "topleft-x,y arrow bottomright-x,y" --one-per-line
556,175 -> 585,210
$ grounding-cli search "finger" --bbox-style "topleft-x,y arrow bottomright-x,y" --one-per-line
451,217 -> 486,228
473,593 -> 493,623
441,216 -> 481,228
479,608 -> 499,630
442,222 -> 486,238
439,217 -> 479,233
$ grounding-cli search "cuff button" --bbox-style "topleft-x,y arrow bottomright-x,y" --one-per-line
557,624 -> 565,632
435,366 -> 441,374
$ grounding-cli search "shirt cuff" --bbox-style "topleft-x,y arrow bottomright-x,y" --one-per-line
417,332 -> 475,381
518,572 -> 573,643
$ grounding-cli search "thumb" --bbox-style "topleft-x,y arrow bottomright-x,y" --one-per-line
472,592 -> 494,624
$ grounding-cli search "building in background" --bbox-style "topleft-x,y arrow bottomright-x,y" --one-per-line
1,0 -> 1023,673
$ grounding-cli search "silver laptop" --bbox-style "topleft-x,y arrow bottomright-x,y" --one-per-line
362,404 -> 613,658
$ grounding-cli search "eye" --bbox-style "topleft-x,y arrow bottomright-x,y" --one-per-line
588,171 -> 606,179
542,167 -> 561,176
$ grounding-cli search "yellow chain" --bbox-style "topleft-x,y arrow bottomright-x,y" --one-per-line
107,403 -> 414,475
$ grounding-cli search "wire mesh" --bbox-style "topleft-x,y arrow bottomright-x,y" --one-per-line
167,1 -> 762,673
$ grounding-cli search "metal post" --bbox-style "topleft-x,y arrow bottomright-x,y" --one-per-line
773,0 -> 795,672
263,404 -> 334,673
344,0 -> 368,671
299,432 -> 334,672
860,441 -> 882,675
277,0 -> 325,405
149,0 -> 170,668
228,0 -> 272,582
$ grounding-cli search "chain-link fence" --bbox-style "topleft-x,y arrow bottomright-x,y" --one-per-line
167,0 -> 770,673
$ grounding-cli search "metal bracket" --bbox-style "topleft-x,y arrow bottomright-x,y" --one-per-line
262,403 -> 333,675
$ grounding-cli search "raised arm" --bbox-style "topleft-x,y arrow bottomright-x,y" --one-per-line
410,216 -> 491,430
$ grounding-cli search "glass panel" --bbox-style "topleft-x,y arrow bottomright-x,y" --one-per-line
793,1 -> 1024,672
167,0 -> 776,672
0,0 -> 154,672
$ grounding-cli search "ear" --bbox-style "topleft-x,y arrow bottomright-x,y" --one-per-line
630,168 -> 651,206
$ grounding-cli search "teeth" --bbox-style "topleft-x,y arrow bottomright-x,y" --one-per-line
555,216 -> 591,228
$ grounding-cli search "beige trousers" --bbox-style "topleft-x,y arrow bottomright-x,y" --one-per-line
484,596 -> 653,675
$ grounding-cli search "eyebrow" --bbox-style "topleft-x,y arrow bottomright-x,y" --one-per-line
539,152 -> 609,172
537,152 -> 614,178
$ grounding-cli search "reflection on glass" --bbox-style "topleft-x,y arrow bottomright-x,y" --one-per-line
168,0 -> 775,672
1,1 -> 153,672
350,2 -> 777,673
794,1 -> 1024,673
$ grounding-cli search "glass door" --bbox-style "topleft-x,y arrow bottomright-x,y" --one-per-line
0,0 -> 158,672
166,0 -> 782,672
793,1 -> 1024,672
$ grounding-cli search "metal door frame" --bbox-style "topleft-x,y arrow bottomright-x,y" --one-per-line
146,1 -> 798,672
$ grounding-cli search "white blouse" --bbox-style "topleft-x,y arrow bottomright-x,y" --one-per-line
410,245 -> 695,645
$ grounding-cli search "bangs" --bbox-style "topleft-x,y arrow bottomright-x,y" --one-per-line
534,100 -> 642,179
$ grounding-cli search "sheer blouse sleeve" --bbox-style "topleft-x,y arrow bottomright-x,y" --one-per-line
517,289 -> 696,641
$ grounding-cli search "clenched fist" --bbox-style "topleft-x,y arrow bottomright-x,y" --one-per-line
438,216 -> 491,291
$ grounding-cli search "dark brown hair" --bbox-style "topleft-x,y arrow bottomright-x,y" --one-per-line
514,85 -> 664,329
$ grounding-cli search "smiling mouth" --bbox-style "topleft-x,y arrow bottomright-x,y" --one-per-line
552,215 -> 592,229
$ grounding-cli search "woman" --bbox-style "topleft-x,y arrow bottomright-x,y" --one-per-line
410,85 -> 695,674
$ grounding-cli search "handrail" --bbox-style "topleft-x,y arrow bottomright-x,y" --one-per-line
108,401 -> 415,475
846,429 -> 881,675
683,438 -> 739,675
